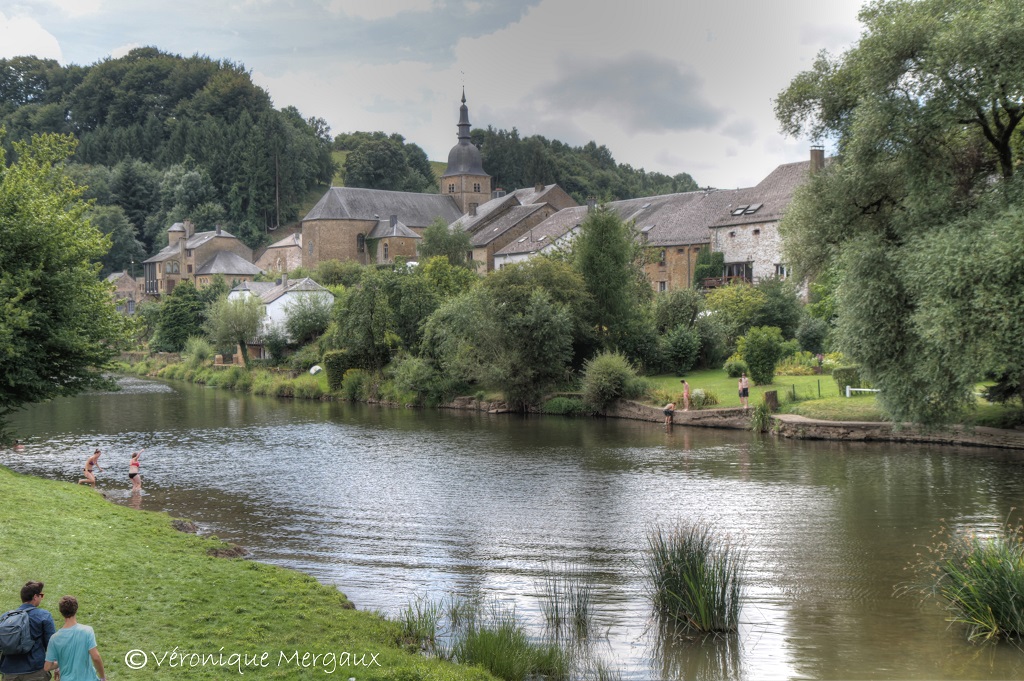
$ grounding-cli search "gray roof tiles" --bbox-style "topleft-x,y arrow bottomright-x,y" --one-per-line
303,187 -> 463,227
142,229 -> 241,263
194,251 -> 263,276
233,277 -> 331,305
468,204 -> 546,247
367,218 -> 421,240
709,160 -> 812,229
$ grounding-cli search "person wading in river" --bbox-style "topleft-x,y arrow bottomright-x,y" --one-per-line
77,450 -> 103,487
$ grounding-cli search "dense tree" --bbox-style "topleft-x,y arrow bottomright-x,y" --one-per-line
151,281 -> 206,352
775,0 -> 1024,425
418,217 -> 474,268
283,293 -> 333,346
340,132 -> 436,193
572,206 -> 651,355
334,267 -> 398,370
0,132 -> 131,439
204,295 -> 265,367
89,204 -> 145,277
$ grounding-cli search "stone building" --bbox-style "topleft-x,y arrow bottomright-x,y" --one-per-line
142,220 -> 258,295
439,90 -> 492,214
105,270 -> 142,313
451,183 -> 578,272
256,232 -> 303,274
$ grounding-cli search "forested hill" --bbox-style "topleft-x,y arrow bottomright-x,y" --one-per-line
0,48 -> 335,274
334,128 -> 700,205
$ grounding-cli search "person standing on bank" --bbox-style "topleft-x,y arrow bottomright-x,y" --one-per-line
0,581 -> 56,681
738,373 -> 750,409
43,596 -> 105,681
680,379 -> 691,412
77,450 -> 103,487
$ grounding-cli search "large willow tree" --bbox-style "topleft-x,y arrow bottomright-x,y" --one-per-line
775,0 -> 1024,426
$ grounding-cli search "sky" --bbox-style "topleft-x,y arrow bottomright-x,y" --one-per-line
0,0 -> 866,189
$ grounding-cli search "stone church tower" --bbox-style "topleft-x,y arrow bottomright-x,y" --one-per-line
439,90 -> 491,214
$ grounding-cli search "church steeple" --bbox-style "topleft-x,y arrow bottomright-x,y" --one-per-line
440,90 -> 491,213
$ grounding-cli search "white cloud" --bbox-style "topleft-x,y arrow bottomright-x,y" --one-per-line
42,0 -> 103,18
110,42 -> 141,59
0,12 -> 62,61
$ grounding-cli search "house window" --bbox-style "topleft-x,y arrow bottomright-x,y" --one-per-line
308,240 -> 314,256
659,249 -> 666,265
383,243 -> 389,260
725,262 -> 752,282
186,249 -> 193,257
752,228 -> 761,236
448,184 -> 455,193
357,233 -> 365,253
659,281 -> 667,292
775,263 -> 790,279
473,183 -> 481,192
187,264 -> 193,274
466,251 -> 474,262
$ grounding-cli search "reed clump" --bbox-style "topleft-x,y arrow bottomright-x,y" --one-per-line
925,521 -> 1024,642
642,520 -> 744,634
538,562 -> 595,638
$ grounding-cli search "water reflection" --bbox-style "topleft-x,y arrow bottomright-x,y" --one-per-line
4,377 -> 1024,680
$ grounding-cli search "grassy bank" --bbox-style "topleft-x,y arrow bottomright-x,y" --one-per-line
0,466 -> 494,680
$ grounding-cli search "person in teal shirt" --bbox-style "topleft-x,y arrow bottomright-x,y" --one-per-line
43,596 -> 105,681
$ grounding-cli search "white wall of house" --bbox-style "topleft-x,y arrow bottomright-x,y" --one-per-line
710,220 -> 786,282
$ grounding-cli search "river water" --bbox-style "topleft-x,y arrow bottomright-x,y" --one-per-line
4,376 -> 1024,680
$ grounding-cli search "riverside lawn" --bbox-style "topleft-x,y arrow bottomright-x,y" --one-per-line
0,466 -> 496,681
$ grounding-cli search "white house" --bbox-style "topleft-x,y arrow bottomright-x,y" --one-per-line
229,275 -> 334,343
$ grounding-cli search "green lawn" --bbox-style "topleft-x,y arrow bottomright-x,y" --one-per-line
0,466 -> 494,680
647,369 -> 845,408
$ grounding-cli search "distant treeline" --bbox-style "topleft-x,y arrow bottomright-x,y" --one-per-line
0,48 -> 335,271
333,128 -> 699,204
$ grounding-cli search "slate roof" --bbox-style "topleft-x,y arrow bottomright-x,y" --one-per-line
450,192 -> 520,232
708,160 -> 812,229
142,229 -> 241,263
265,233 -> 301,249
367,218 -> 421,240
195,251 -> 263,276
303,187 -> 463,228
232,277 -> 332,305
495,206 -> 590,257
468,204 -> 546,247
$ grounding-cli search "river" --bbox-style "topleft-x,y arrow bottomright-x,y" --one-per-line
3,376 -> 1024,680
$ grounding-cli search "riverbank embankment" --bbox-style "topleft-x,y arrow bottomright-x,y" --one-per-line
0,466 -> 495,681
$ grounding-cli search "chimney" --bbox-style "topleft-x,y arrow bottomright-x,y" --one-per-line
281,273 -> 288,289
535,182 -> 544,193
587,196 -> 596,213
810,145 -> 825,173
492,188 -> 506,199
389,215 -> 398,234
469,204 -> 477,216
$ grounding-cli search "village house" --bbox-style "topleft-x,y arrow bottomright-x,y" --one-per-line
142,220 -> 261,295
105,270 -> 142,313
256,232 -> 303,274
228,274 -> 335,359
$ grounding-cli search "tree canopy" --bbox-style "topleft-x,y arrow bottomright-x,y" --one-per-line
775,0 -> 1024,425
0,132 -> 132,438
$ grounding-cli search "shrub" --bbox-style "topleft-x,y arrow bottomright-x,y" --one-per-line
723,355 -> 748,378
322,349 -> 350,392
750,401 -> 772,432
262,323 -> 289,363
581,352 -> 644,411
251,371 -> 277,396
642,520 -> 744,634
181,336 -> 214,369
341,368 -> 370,401
833,366 -> 862,392
661,324 -> 701,375
288,344 -> 321,372
738,326 -> 789,385
776,350 -> 819,376
292,375 -> 324,400
690,388 -> 719,410
540,397 -> 591,416
796,315 -> 830,354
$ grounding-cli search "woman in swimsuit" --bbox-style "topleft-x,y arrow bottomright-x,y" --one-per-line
78,449 -> 104,486
128,450 -> 143,491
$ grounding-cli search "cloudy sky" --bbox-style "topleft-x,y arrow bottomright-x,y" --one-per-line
0,0 -> 865,188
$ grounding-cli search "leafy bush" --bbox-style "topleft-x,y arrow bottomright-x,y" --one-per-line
796,315 -> 830,354
833,366 -> 862,392
776,350 -> 819,376
389,355 -> 459,406
723,355 -> 748,378
262,323 -> 289,363
581,352 -> 645,411
541,396 -> 591,416
287,344 -> 321,372
690,388 -> 719,410
181,336 -> 214,369
738,326 -> 790,385
322,349 -> 350,392
660,324 -> 701,375
284,292 -> 333,345
750,401 -> 772,432
292,375 -> 324,400
341,368 -> 370,401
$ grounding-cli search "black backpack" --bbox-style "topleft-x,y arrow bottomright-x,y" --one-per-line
0,607 -> 35,656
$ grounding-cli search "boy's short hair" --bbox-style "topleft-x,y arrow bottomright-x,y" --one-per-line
58,596 -> 79,618
21,581 -> 43,603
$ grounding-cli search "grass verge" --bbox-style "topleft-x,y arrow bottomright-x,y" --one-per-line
0,466 -> 494,680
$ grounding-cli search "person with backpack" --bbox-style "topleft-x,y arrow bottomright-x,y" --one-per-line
43,596 -> 105,681
0,581 -> 56,681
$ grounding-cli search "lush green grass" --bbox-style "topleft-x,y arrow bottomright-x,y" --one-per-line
782,396 -> 886,422
647,369 -> 843,409
642,520 -> 744,634
0,466 -> 495,680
